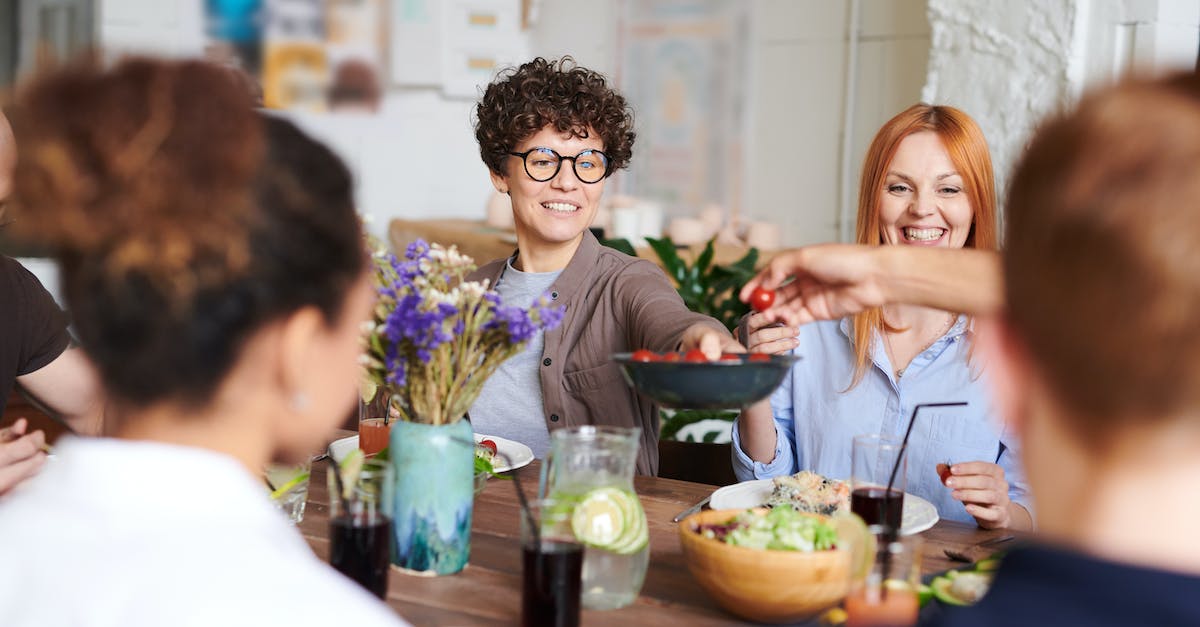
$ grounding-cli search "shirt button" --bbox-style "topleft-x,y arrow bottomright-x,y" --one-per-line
551,291 -> 559,300
543,357 -> 552,366
550,414 -> 560,422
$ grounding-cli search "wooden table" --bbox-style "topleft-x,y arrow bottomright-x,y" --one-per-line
299,450 -> 1011,626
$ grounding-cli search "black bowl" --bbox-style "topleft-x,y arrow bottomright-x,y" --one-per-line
613,353 -> 800,410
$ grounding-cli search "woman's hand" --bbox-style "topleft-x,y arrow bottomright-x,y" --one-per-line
741,313 -> 798,355
941,461 -> 1029,530
679,323 -> 744,360
0,418 -> 48,496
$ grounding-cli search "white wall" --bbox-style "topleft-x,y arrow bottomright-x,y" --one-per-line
922,0 -> 1200,212
86,0 -> 1200,253
90,0 -> 930,248
745,0 -> 931,246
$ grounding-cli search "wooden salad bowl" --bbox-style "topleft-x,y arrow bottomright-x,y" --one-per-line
678,508 -> 851,624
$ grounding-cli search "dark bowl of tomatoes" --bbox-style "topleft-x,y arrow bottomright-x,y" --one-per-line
613,351 -> 800,410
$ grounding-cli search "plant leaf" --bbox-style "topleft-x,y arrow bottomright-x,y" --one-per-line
601,237 -> 637,257
645,236 -> 688,284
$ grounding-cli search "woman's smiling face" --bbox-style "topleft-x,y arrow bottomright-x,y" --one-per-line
491,125 -> 606,251
877,131 -> 974,249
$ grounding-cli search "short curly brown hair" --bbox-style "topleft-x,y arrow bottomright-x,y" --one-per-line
474,56 -> 635,176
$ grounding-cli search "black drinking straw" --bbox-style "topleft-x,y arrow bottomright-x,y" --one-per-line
877,401 -> 967,600
881,401 -> 968,538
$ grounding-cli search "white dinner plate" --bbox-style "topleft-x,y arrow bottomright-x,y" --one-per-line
473,433 -> 534,473
328,433 -> 535,474
709,478 -> 939,536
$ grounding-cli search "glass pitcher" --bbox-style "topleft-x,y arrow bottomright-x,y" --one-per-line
540,426 -> 649,611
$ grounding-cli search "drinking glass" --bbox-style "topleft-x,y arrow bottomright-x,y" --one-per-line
850,434 -> 907,533
521,499 -> 584,627
328,458 -> 394,599
358,389 -> 393,456
845,527 -> 923,627
265,457 -> 313,524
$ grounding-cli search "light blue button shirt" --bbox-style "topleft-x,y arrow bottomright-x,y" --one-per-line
731,316 -> 1032,524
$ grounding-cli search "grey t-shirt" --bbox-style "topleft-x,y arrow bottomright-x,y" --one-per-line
468,258 -> 561,459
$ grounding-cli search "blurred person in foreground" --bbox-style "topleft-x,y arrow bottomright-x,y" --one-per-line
468,57 -> 739,474
0,59 -> 408,626
0,109 -> 102,496
735,104 -> 1032,530
745,72 -> 1200,625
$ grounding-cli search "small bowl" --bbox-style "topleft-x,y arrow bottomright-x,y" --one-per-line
678,508 -> 851,624
614,353 -> 799,409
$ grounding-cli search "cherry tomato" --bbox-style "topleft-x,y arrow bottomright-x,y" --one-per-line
719,353 -> 742,362
748,353 -> 771,362
749,287 -> 776,312
631,349 -> 658,362
683,349 -> 708,363
661,352 -> 682,362
479,439 -> 498,455
937,463 -> 953,484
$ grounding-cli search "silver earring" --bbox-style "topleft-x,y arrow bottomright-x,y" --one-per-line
291,392 -> 310,412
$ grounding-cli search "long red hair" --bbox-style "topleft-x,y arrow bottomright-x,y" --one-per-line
848,104 -> 998,388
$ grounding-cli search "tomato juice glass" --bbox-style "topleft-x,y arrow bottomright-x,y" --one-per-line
358,391 -> 393,456
845,528 -> 923,627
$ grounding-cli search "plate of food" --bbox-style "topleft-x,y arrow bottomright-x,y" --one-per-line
472,433 -> 534,473
613,351 -> 800,409
710,471 -> 939,535
329,433 -> 534,473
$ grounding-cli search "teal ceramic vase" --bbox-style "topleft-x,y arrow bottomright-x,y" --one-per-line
389,419 -> 474,575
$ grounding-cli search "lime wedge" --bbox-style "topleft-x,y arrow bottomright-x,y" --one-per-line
268,470 -> 310,501
608,503 -> 649,555
338,448 -> 366,501
360,378 -> 377,404
571,488 -> 629,548
831,513 -> 875,583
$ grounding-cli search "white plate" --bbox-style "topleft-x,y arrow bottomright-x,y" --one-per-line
709,478 -> 939,536
474,433 -> 534,473
328,433 -> 535,474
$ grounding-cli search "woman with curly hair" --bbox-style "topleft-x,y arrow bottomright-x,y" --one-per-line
0,59 -> 407,625
469,57 -> 740,475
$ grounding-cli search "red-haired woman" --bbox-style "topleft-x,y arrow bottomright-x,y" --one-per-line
733,105 -> 1033,531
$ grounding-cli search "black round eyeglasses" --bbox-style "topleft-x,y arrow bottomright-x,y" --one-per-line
507,147 -> 612,184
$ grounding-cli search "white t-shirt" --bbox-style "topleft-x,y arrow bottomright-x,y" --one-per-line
0,437 -> 409,627
468,257 -> 561,458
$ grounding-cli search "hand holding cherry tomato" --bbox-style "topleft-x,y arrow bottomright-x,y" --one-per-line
748,287 -> 776,312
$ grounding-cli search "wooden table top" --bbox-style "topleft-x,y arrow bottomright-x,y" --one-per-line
299,446 -> 1012,626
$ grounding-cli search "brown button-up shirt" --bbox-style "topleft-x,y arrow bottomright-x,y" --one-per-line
468,231 -> 729,475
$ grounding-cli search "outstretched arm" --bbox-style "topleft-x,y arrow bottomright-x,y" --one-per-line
740,245 -> 1004,325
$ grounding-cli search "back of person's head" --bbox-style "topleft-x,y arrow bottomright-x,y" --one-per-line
1005,72 -> 1200,444
7,57 -> 364,411
856,104 -> 998,251
474,56 -> 635,176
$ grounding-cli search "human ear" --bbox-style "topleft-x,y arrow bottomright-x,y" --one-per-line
489,167 -> 509,195
276,305 -> 327,413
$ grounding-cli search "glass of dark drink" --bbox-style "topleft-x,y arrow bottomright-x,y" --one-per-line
328,458 -> 393,599
521,499 -> 583,627
850,434 -> 907,534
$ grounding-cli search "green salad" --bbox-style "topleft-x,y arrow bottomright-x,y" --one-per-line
698,507 -> 838,552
